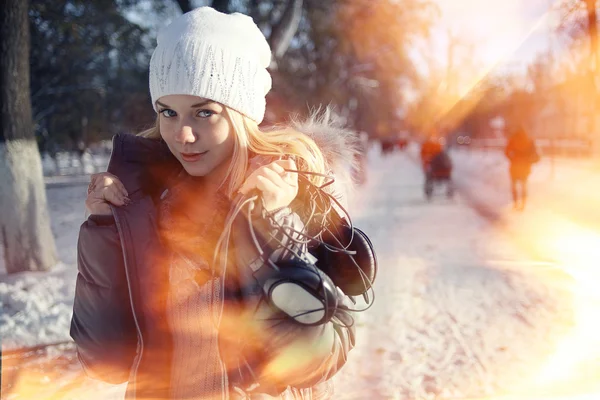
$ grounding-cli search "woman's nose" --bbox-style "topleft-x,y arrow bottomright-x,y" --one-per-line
174,124 -> 196,144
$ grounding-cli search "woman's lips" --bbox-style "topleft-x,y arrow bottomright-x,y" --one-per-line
180,151 -> 207,162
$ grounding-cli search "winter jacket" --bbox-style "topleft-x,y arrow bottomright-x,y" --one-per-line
70,117 -> 360,399
505,134 -> 539,180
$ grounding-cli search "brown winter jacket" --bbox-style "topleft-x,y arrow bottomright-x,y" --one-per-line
70,121 -> 360,399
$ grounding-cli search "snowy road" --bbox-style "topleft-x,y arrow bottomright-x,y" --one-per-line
1,148 -> 585,399
333,150 -> 572,399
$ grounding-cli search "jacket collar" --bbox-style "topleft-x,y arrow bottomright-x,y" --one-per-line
108,133 -> 181,197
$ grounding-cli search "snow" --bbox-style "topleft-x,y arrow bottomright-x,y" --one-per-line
331,147 -> 576,399
1,144 -> 598,399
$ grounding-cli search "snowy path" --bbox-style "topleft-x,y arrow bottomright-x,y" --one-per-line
1,150 -> 577,399
332,151 -> 572,399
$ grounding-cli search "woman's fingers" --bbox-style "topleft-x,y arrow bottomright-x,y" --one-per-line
276,158 -> 297,172
85,173 -> 130,216
94,173 -> 128,197
273,159 -> 298,187
255,175 -> 280,196
239,164 -> 296,194
238,159 -> 299,211
101,185 -> 128,206
260,167 -> 288,189
270,162 -> 286,174
111,176 -> 128,197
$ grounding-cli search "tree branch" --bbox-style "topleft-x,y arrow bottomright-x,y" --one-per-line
269,0 -> 304,60
174,0 -> 192,13
211,0 -> 230,13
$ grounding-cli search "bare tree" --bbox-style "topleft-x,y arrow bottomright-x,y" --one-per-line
584,0 -> 598,72
269,0 -> 304,62
171,0 -> 303,61
211,0 -> 230,13
175,0 -> 193,13
0,0 -> 58,273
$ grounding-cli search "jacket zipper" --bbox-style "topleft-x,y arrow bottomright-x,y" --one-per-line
111,205 -> 144,399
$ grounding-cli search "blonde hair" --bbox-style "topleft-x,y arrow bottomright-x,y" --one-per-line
138,107 -> 328,197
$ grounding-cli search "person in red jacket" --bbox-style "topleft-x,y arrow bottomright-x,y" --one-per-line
504,126 -> 539,210
70,7 -> 373,400
420,136 -> 443,169
420,135 -> 453,199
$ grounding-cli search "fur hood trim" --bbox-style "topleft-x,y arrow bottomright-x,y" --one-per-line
290,107 -> 361,197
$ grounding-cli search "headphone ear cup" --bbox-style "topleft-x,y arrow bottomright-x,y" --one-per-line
259,259 -> 338,326
317,225 -> 377,297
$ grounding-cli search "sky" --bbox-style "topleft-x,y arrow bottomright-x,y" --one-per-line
429,0 -> 559,73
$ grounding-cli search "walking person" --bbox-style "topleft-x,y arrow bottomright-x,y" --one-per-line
420,135 -> 453,199
70,7 -> 375,399
504,126 -> 539,210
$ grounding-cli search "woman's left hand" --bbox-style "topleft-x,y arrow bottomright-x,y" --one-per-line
238,159 -> 299,212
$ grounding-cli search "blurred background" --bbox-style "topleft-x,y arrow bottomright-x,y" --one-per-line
16,0 -> 600,157
1,0 -> 599,399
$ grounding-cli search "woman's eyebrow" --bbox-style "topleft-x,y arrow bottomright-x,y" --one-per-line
155,100 -> 216,109
190,100 -> 216,108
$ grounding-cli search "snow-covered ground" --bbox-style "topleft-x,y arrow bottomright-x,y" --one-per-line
1,145 -> 598,399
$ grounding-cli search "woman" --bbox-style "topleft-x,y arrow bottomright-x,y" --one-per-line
70,7 -> 366,400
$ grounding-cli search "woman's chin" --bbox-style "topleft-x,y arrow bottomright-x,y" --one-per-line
177,159 -> 209,176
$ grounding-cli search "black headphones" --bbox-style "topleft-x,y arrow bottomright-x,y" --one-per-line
213,163 -> 377,329
237,185 -> 376,327
252,256 -> 340,326
231,191 -> 339,326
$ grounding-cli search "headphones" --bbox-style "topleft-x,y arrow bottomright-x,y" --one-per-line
243,191 -> 376,326
252,256 -> 339,326
214,170 -> 377,327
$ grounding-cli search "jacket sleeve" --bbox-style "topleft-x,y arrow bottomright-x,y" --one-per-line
248,207 -> 357,391
70,215 -> 137,384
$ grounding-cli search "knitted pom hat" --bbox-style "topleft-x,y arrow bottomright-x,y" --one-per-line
149,7 -> 272,123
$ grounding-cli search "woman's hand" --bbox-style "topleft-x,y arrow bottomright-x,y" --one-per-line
238,159 -> 299,212
85,172 -> 130,216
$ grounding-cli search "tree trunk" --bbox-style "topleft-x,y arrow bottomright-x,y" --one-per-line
585,0 -> 598,150
269,0 -> 304,61
585,0 -> 598,73
0,0 -> 58,273
174,0 -> 192,13
174,0 -> 230,14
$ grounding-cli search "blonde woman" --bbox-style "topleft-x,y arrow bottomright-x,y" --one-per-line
70,7 -> 370,400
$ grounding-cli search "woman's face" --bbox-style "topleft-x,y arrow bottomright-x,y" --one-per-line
157,94 -> 235,180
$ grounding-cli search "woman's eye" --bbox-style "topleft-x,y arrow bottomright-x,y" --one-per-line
160,109 -> 177,118
197,110 -> 215,118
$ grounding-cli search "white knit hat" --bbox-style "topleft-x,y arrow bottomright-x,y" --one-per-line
149,7 -> 272,124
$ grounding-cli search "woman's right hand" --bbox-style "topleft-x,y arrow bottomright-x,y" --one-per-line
85,172 -> 130,216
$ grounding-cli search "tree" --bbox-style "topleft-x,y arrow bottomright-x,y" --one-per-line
163,0 -> 436,132
555,0 -> 598,145
584,0 -> 598,72
30,0 -> 153,151
271,0 -> 437,136
0,0 -> 58,273
171,0 -> 304,65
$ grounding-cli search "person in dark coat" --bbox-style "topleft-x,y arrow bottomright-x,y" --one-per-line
70,7 -> 370,400
420,136 -> 453,199
504,126 -> 539,210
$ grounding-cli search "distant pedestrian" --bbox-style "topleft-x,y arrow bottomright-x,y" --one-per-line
504,126 -> 539,210
420,136 -> 453,199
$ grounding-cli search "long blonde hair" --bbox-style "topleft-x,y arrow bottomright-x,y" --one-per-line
138,107 -> 328,197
